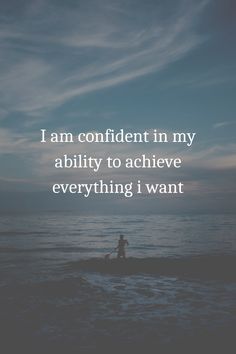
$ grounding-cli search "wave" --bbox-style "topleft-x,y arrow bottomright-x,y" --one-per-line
0,231 -> 49,236
0,246 -> 93,253
65,255 -> 236,281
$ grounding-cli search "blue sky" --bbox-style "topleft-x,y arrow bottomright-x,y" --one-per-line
0,0 -> 235,213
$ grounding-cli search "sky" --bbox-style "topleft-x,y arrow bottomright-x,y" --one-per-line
0,0 -> 235,214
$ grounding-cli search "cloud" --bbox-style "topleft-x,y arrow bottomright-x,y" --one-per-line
213,121 -> 236,129
0,127 -> 235,198
0,0 -> 208,117
0,124 -> 235,214
1,1 -> 235,213
0,128 -> 31,152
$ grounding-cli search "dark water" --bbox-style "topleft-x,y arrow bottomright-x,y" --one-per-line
0,213 -> 236,353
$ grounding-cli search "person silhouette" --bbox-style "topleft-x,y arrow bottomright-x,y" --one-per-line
116,234 -> 129,259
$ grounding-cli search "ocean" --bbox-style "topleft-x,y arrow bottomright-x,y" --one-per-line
0,213 -> 236,353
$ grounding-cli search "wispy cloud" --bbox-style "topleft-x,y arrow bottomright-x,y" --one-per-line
0,127 -> 235,196
0,0 -> 208,117
213,121 -> 236,129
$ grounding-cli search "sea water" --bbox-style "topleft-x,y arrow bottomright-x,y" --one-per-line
0,213 -> 236,352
